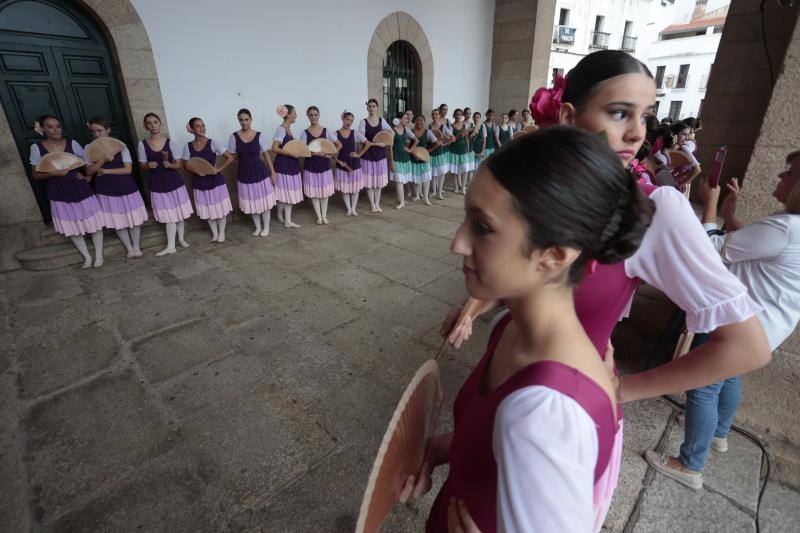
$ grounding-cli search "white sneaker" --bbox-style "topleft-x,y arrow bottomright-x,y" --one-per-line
677,415 -> 729,452
644,451 -> 703,490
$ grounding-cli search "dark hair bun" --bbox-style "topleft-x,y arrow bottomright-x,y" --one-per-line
593,176 -> 653,264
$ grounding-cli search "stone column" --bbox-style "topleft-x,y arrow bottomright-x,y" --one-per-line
489,0 -> 556,114
0,109 -> 42,226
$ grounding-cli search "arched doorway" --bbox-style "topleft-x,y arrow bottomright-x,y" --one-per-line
0,0 -> 136,223
367,12 -> 433,121
382,40 -> 421,122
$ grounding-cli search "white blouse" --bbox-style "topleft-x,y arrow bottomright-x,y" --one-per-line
704,212 -> 800,350
29,140 -> 85,165
272,126 -> 295,145
299,128 -> 338,144
227,132 -> 270,154
624,186 -> 759,332
182,139 -> 227,160
336,129 -> 367,144
136,139 -> 181,162
357,117 -> 391,135
494,385 -> 598,532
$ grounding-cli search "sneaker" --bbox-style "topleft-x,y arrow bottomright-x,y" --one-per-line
644,451 -> 703,490
677,415 -> 729,452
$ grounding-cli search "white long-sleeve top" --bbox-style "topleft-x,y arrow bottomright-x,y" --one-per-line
704,212 -> 800,350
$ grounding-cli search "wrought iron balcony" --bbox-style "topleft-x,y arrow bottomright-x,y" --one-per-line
553,25 -> 577,45
621,35 -> 637,52
590,31 -> 610,49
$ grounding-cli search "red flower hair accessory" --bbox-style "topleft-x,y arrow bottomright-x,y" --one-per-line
529,74 -> 566,128
276,105 -> 288,118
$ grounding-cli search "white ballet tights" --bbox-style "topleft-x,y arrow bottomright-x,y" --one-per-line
117,225 -> 144,258
156,221 -> 188,256
343,192 -> 360,216
422,180 -> 431,205
282,203 -> 300,228
130,225 -> 142,255
71,229 -> 103,268
251,213 -> 262,236
312,198 -> 322,223
434,175 -> 445,199
395,182 -> 405,209
115,228 -> 134,256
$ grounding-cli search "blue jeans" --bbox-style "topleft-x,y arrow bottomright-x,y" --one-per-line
679,333 -> 741,472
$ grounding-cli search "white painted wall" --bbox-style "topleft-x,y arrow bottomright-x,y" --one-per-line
129,0 -> 493,146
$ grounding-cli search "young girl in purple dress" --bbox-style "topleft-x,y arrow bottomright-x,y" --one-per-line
334,110 -> 367,217
137,113 -> 193,256
84,116 -> 147,258
30,114 -> 105,268
271,105 -> 303,228
300,106 -> 339,225
184,117 -> 234,242
228,109 -> 276,236
358,98 -> 391,213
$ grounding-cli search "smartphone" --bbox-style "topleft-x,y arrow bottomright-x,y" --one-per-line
709,145 -> 727,188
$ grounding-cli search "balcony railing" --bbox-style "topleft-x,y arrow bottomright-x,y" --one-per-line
589,31 -> 610,49
621,35 -> 637,52
553,25 -> 576,45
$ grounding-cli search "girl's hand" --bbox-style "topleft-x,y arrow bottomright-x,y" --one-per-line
398,460 -> 433,503
448,498 -> 481,533
440,304 -> 472,348
147,161 -> 158,169
213,167 -> 223,174
350,151 -> 360,159
76,173 -> 90,182
96,168 -> 106,177
391,162 -> 397,172
720,178 -> 740,219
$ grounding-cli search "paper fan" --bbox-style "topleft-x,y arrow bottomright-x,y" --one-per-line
283,139 -> 312,158
512,125 -> 537,139
308,138 -> 338,156
36,152 -> 85,173
84,137 -> 126,162
431,129 -> 444,141
372,130 -> 394,147
668,149 -> 692,168
410,147 -> 430,163
355,359 -> 444,533
185,157 -> 217,176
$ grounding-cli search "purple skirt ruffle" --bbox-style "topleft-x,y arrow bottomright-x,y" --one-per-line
50,196 -> 105,237
195,183 -> 234,219
274,172 -> 303,204
333,168 -> 364,193
361,159 -> 388,189
151,186 -> 193,223
302,170 -> 335,199
237,179 -> 275,214
97,191 -> 148,229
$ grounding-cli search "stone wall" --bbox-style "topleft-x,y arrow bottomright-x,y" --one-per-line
489,0 -> 556,114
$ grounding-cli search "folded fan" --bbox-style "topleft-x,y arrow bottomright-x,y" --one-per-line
308,138 -> 338,156
372,130 -> 394,147
355,359 -> 444,533
84,137 -> 126,163
512,125 -> 537,139
410,147 -> 430,162
283,139 -> 312,158
36,152 -> 85,173
185,157 -> 217,176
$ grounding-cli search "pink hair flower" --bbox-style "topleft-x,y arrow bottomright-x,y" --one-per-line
276,105 -> 288,118
529,74 -> 566,128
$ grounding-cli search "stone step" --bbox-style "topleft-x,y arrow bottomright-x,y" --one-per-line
15,219 -> 206,271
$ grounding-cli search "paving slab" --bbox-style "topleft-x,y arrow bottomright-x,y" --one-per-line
46,447 -> 223,533
8,293 -> 106,337
603,447 -> 649,532
760,482 -> 800,533
299,259 -> 386,296
16,322 -> 119,399
418,269 -> 469,306
0,371 -> 31,532
1,269 -> 85,308
353,244 -> 453,289
110,286 -> 202,340
374,226 -> 453,260
620,398 -> 673,454
23,370 -> 177,519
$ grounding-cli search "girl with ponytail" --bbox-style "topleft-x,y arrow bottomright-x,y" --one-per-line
439,49 -> 770,530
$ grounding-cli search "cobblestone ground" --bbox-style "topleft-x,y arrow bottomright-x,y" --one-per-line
1,195 -> 798,532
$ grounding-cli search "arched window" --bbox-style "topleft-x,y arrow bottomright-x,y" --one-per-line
382,40 -> 421,121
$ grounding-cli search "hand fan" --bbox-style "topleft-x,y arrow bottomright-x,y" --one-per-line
308,138 -> 338,156
668,149 -> 692,168
355,359 -> 444,533
36,152 -> 85,173
372,130 -> 394,147
512,125 -> 537,139
185,157 -> 217,176
431,129 -> 444,141
410,147 -> 430,163
283,140 -> 312,158
85,137 -> 126,162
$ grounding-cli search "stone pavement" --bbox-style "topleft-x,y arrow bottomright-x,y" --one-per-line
1,195 -> 798,532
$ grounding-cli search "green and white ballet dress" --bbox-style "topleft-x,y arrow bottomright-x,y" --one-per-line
429,124 -> 451,177
449,124 -> 472,174
484,123 -> 497,158
389,126 -> 414,184
411,129 -> 437,183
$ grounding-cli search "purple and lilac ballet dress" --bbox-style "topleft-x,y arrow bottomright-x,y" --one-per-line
29,139 -> 105,237
272,126 -> 304,204
84,144 -> 148,229
334,129 -> 365,193
137,138 -> 193,223
358,117 -> 390,189
227,132 -> 275,214
183,139 -> 234,219
300,127 -> 336,198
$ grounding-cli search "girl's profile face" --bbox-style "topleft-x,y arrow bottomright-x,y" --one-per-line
367,101 -> 378,115
451,168 -> 548,301
342,115 -> 353,129
191,120 -> 206,137
238,114 -> 251,130
415,116 -> 425,129
43,118 -> 62,139
440,105 -> 448,118
473,113 -> 481,123
486,112 -> 495,123
676,128 -> 690,145
405,110 -> 414,123
288,109 -> 297,123
501,114 -> 509,125
145,116 -> 161,134
775,158 -> 799,205
307,109 -> 320,125
562,72 -> 656,167
522,110 -> 531,120
454,110 -> 463,121
89,123 -> 109,139
431,109 -> 440,121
